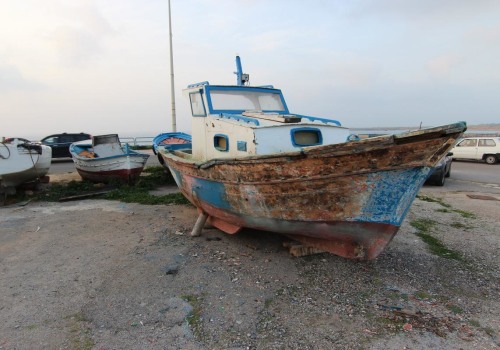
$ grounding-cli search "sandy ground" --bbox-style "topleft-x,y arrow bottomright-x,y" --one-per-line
0,183 -> 499,349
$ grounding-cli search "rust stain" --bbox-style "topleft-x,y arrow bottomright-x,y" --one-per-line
160,123 -> 465,260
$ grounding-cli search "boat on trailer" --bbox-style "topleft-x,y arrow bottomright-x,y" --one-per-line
0,139 -> 52,196
70,134 -> 149,185
157,57 -> 466,260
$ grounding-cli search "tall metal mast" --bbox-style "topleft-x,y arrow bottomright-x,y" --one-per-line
168,0 -> 176,132
235,56 -> 249,86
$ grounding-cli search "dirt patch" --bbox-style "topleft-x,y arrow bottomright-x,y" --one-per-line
0,189 -> 498,349
47,172 -> 82,184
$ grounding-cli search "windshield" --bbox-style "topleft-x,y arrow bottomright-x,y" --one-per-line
208,89 -> 286,113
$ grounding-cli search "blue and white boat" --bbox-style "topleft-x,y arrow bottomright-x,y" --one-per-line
70,134 -> 149,185
156,57 -> 466,260
152,132 -> 191,165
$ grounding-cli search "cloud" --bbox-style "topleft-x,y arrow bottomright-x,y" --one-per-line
426,54 -> 461,80
247,30 -> 298,52
0,63 -> 42,93
465,24 -> 500,45
47,2 -> 114,65
48,26 -> 103,64
350,0 -> 500,20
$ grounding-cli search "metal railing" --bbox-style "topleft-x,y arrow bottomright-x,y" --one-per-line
119,136 -> 154,147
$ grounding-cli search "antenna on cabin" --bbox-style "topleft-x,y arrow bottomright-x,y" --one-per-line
235,56 -> 250,86
168,0 -> 176,132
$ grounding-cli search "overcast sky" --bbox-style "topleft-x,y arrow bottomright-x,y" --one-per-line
1,0 -> 499,140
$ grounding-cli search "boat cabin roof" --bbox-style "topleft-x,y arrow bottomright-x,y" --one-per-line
184,83 -> 342,127
184,83 -> 289,115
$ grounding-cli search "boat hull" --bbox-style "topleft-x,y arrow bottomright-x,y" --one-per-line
0,143 -> 52,192
159,122 -> 465,260
73,155 -> 149,184
70,135 -> 150,185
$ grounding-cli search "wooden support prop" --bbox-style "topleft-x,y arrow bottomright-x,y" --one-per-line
191,212 -> 208,237
283,241 -> 325,257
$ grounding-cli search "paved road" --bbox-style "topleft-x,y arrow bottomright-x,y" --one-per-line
48,153 -> 500,193
423,160 -> 500,194
447,160 -> 499,184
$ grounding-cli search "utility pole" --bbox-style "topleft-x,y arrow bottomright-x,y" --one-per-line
168,0 -> 176,132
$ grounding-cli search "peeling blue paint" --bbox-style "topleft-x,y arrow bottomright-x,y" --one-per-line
356,167 -> 432,225
169,168 -> 184,188
192,177 -> 232,210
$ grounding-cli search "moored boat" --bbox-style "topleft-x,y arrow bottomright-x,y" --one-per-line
0,139 -> 52,195
70,134 -> 150,185
152,132 -> 191,164
157,57 -> 466,260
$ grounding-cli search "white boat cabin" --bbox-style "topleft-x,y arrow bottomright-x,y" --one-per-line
184,82 -> 351,161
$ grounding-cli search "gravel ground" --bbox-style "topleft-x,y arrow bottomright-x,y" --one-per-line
0,187 -> 499,349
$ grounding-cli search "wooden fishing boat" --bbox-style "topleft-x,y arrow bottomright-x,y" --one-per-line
157,57 -> 466,260
0,139 -> 52,195
152,132 -> 191,164
70,134 -> 149,185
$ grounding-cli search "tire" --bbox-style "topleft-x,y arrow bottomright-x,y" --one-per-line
445,165 -> 451,178
434,170 -> 446,186
485,155 -> 497,164
157,153 -> 165,165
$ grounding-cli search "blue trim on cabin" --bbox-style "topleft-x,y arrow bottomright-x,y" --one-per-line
220,113 -> 260,126
189,91 -> 207,117
187,81 -> 209,88
214,134 -> 230,152
295,114 -> 342,126
290,127 -> 323,147
204,85 -> 289,114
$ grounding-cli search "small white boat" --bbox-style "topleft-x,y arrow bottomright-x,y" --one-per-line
70,134 -> 150,185
0,139 -> 52,195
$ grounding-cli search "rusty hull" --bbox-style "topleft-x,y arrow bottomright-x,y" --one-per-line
159,122 -> 466,260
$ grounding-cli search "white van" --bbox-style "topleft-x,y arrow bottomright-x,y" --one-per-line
451,137 -> 500,164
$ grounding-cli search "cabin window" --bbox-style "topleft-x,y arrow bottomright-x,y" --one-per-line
209,89 -> 286,113
189,91 -> 206,116
214,134 -> 229,152
291,128 -> 323,147
237,141 -> 247,151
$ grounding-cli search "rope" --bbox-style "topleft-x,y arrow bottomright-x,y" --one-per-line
27,144 -> 41,182
0,142 -> 11,159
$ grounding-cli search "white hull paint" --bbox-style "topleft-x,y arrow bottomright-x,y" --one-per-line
0,142 -> 52,191
70,135 -> 149,184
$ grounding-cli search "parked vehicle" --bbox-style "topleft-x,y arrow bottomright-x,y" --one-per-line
451,137 -> 500,164
41,133 -> 91,158
425,153 -> 452,186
